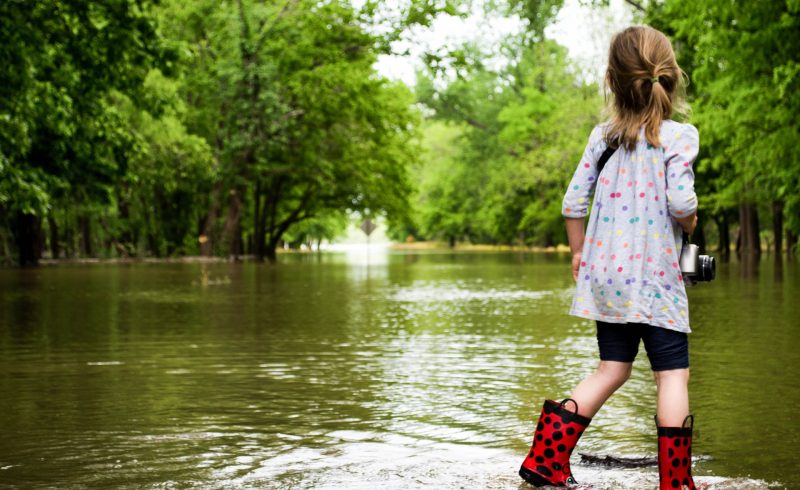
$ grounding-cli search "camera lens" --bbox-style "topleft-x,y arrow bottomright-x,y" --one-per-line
699,255 -> 716,282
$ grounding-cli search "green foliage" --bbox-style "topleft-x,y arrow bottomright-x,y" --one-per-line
0,0 -> 167,216
414,40 -> 601,246
158,0 -> 421,261
283,211 -> 350,249
1,0 -> 438,263
648,0 -> 800,246
3,0 -> 797,263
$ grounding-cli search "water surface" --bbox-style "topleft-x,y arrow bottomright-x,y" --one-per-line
0,250 -> 795,488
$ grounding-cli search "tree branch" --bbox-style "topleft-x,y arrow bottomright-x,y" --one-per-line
268,188 -> 314,244
255,0 -> 297,52
623,0 -> 646,12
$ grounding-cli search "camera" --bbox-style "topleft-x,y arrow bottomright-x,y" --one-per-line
679,237 -> 715,284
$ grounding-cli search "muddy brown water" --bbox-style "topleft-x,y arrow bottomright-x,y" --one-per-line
0,249 -> 796,488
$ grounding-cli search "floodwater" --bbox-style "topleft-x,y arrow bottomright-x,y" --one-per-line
0,248 -> 796,489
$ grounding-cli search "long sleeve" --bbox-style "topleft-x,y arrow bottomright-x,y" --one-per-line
665,123 -> 699,218
562,126 -> 603,218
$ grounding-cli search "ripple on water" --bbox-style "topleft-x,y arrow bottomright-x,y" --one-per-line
391,281 -> 553,303
0,256 -> 795,488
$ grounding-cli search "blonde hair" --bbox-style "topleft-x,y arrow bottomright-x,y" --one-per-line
603,26 -> 689,151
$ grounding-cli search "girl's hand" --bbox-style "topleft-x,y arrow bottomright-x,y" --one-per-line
688,213 -> 698,234
676,212 -> 698,235
572,252 -> 582,281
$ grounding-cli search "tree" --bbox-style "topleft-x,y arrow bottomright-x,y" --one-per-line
0,0 -> 168,265
648,0 -> 800,257
414,39 -> 601,246
160,0 -> 422,263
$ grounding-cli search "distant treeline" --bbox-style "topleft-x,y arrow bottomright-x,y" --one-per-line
1,1 -> 797,266
407,1 -> 800,260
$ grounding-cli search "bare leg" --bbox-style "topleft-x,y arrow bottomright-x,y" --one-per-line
569,360 -> 633,418
654,368 -> 690,426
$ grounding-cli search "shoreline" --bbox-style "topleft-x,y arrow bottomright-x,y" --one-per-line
4,242 -> 770,266
22,243 -> 570,266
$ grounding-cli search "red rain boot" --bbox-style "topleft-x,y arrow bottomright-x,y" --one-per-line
657,415 -> 697,490
519,398 -> 592,487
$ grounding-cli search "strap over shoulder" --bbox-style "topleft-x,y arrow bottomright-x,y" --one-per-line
597,145 -> 617,175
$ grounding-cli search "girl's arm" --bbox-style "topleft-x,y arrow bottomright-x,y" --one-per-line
562,126 -> 601,280
566,217 -> 585,281
665,124 -> 699,226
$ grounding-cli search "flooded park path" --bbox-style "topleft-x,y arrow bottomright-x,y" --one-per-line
0,250 -> 795,488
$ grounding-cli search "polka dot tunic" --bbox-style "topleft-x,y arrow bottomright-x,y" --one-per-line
561,120 -> 699,333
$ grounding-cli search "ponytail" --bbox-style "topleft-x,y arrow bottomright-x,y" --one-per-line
603,26 -> 688,151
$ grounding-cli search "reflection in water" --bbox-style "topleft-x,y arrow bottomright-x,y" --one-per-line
0,254 -> 794,488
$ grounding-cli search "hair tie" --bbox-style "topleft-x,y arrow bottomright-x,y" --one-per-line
651,77 -> 659,84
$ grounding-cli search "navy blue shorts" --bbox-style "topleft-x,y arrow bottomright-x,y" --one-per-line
596,320 -> 689,371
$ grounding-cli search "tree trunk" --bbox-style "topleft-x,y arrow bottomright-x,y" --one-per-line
47,214 -> 60,259
117,185 -> 134,255
64,210 -> 75,258
200,182 -> 222,257
694,218 -> 707,255
255,177 -> 285,263
772,200 -> 783,256
737,202 -> 760,256
787,230 -> 796,260
147,233 -> 160,257
253,182 -> 266,262
716,212 -> 730,261
14,212 -> 41,266
265,238 -> 278,264
543,231 -> 554,248
79,215 -> 92,257
222,187 -> 244,261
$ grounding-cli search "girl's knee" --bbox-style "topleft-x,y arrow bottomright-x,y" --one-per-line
654,367 -> 690,384
597,360 -> 632,385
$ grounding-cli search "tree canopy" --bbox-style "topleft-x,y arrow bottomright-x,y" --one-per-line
1,0 -> 797,265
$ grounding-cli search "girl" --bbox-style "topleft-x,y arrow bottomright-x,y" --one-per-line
519,26 -> 700,490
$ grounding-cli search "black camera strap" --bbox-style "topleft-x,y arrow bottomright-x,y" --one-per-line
597,145 -> 617,175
